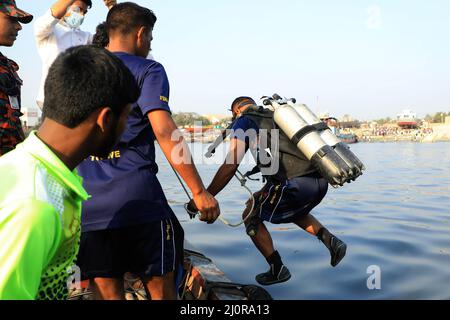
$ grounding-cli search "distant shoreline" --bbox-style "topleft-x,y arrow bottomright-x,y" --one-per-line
359,137 -> 450,143
351,123 -> 450,144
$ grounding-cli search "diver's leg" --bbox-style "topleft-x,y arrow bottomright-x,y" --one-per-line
244,184 -> 292,285
242,195 -> 263,237
241,191 -> 280,257
249,222 -> 291,285
242,197 -> 254,226
293,214 -> 347,267
249,221 -> 275,258
292,213 -> 323,236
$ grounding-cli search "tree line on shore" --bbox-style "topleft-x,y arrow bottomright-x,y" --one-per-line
423,111 -> 450,123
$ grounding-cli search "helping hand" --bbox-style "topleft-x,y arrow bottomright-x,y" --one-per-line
186,199 -> 198,219
192,190 -> 220,224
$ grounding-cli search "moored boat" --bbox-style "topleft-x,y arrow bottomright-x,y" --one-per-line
321,116 -> 359,144
337,133 -> 358,144
397,109 -> 418,129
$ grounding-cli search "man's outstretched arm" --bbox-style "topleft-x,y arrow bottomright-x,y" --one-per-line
148,110 -> 220,223
206,138 -> 247,196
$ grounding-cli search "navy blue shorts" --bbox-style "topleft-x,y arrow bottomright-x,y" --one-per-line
256,173 -> 328,224
77,217 -> 183,280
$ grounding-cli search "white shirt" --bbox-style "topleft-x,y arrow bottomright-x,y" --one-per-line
34,9 -> 93,108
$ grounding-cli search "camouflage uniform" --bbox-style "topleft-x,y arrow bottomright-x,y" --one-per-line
0,53 -> 24,156
0,0 -> 33,156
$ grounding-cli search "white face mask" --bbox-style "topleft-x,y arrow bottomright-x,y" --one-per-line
64,8 -> 85,29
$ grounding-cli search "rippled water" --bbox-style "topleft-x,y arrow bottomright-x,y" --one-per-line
156,142 -> 450,300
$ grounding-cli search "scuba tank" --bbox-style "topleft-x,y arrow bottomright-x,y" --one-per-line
287,101 -> 365,181
265,97 -> 352,187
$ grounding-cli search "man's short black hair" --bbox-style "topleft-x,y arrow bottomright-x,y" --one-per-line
80,0 -> 92,9
231,96 -> 256,111
43,45 -> 140,128
106,2 -> 157,36
93,22 -> 109,48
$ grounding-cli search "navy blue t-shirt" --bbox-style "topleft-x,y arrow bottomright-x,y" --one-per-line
77,52 -> 174,232
230,116 -> 259,145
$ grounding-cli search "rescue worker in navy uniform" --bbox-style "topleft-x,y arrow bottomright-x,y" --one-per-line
0,0 -> 33,156
189,96 -> 347,285
77,3 -> 220,300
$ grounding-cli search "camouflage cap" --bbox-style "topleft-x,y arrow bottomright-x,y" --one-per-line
0,0 -> 33,24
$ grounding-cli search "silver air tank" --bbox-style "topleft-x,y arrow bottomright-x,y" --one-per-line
287,101 -> 365,181
272,102 -> 351,187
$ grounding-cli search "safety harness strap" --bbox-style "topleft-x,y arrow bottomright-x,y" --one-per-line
291,125 -> 317,145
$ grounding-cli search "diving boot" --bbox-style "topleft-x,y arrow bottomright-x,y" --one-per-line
255,265 -> 291,286
329,235 -> 347,267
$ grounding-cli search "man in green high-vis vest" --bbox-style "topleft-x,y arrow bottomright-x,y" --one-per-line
0,45 -> 139,300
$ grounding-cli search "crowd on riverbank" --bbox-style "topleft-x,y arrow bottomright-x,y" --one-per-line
355,125 -> 450,143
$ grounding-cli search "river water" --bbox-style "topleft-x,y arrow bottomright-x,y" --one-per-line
156,142 -> 450,300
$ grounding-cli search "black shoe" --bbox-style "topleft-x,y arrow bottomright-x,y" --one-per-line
329,235 -> 347,267
255,265 -> 291,286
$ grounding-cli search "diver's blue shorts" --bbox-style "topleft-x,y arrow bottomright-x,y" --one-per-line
257,173 -> 328,224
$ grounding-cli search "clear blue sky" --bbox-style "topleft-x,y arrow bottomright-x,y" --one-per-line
2,0 -> 449,120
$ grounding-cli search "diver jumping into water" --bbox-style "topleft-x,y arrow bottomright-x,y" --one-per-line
188,96 -> 348,285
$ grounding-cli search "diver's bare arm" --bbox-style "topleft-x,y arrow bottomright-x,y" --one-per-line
207,138 -> 247,197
